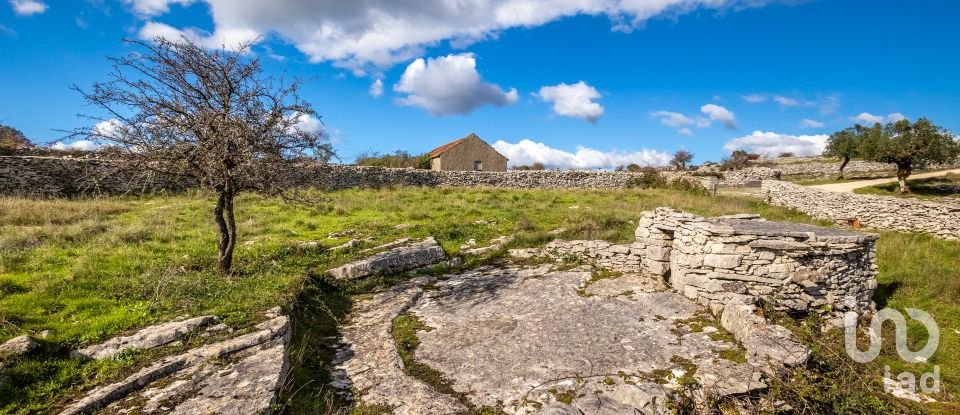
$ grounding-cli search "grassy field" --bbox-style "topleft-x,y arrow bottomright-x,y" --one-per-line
855,173 -> 960,199
1,187 -> 958,413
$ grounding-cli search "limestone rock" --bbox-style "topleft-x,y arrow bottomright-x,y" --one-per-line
71,315 -> 218,360
0,335 -> 39,356
327,237 -> 446,280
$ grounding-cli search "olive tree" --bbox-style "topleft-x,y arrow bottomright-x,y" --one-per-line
823,126 -> 862,179
71,37 -> 332,273
860,118 -> 958,193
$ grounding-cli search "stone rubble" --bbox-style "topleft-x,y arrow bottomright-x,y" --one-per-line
460,235 -> 513,256
70,315 -> 219,360
327,237 -> 447,280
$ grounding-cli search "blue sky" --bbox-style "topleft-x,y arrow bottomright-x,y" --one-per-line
1,0 -> 958,168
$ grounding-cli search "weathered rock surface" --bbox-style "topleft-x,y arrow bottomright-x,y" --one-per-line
331,277 -> 467,415
327,237 -> 447,280
60,312 -> 289,415
0,335 -> 39,356
71,315 -> 218,360
333,265 -> 766,414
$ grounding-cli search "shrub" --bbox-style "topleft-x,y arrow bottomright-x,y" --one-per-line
355,150 -> 431,169
627,171 -> 668,189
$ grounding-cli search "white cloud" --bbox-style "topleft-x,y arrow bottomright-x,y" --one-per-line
52,140 -> 100,152
537,81 -> 604,123
677,128 -> 693,136
290,113 -> 323,134
851,112 -> 906,125
393,53 -> 517,116
701,104 -> 737,130
773,95 -> 799,106
650,110 -> 709,135
886,112 -> 906,122
123,0 -> 193,17
492,139 -> 671,170
10,0 -> 47,16
93,119 -> 126,140
138,20 -> 260,50
369,78 -> 384,98
724,131 -> 828,157
800,118 -> 824,128
742,94 -> 767,103
124,0 -> 786,72
819,95 -> 840,115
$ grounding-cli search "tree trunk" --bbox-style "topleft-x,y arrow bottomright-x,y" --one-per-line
214,189 -> 238,274
896,163 -> 912,194
837,155 -> 850,179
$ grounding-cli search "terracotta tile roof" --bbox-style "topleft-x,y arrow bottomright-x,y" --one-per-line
428,133 -> 478,158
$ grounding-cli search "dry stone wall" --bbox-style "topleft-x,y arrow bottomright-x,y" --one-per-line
549,208 -> 879,317
1,156 -> 742,195
762,180 -> 960,240
747,156 -> 960,178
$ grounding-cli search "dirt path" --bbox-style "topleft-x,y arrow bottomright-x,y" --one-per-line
807,168 -> 960,193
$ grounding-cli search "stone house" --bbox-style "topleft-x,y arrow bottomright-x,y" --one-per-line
428,133 -> 508,172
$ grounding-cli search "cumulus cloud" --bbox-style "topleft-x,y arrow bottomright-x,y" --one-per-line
537,81 -> 604,123
124,0 -> 787,71
369,78 -> 384,98
10,0 -> 47,16
701,104 -> 737,130
138,20 -> 259,50
52,140 -> 100,152
677,128 -> 693,136
393,53 -> 517,116
800,118 -> 824,128
741,94 -> 767,103
724,131 -> 828,157
650,110 -> 709,135
492,139 -> 671,170
290,113 -> 323,134
851,112 -> 906,125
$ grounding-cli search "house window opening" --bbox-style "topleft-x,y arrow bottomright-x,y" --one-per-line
474,160 -> 483,171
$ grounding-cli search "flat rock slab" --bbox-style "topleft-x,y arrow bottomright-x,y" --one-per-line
335,265 -> 766,415
71,315 -> 218,360
61,314 -> 290,415
327,237 -> 446,280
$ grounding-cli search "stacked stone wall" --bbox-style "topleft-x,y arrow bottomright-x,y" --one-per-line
544,240 -> 640,273
1,156 -> 741,195
762,180 -> 960,240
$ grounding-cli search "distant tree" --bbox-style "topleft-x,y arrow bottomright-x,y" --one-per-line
859,118 -> 958,193
356,150 -> 430,169
720,150 -> 751,171
70,37 -> 332,274
625,163 -> 643,172
531,162 -> 546,170
670,150 -> 694,171
823,126 -> 863,179
778,152 -> 795,158
0,125 -> 33,155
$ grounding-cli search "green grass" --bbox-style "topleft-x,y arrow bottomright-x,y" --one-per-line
1,187 -> 958,413
855,173 -> 960,199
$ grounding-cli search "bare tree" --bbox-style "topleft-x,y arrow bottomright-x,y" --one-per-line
71,37 -> 333,274
670,150 -> 694,171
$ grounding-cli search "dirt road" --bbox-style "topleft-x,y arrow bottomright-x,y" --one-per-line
807,168 -> 960,193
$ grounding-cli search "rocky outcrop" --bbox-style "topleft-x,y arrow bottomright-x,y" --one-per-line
71,315 -> 218,360
333,266 -> 768,414
762,180 -> 960,240
60,311 -> 289,415
326,237 -> 447,280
